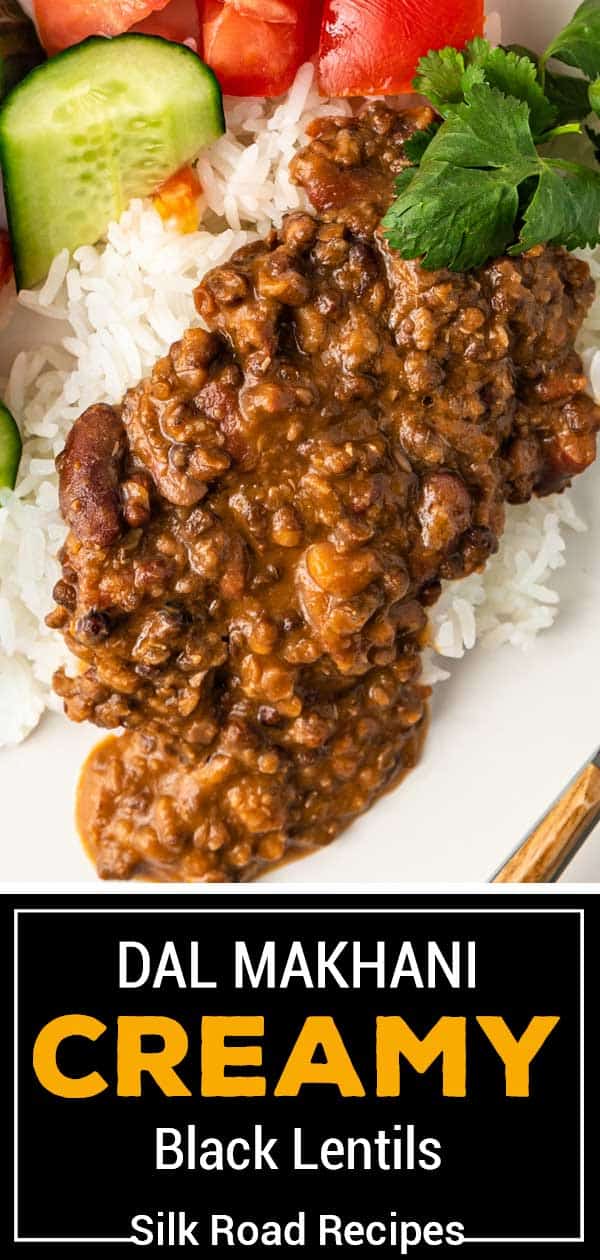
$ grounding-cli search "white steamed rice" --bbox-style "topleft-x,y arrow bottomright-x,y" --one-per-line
0,62 -> 599,745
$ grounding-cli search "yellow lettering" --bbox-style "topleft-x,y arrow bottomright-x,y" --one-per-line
377,1016 -> 466,1097
275,1016 -> 365,1097
117,1016 -> 191,1097
202,1016 -> 266,1097
33,1015 -> 107,1098
477,1016 -> 560,1096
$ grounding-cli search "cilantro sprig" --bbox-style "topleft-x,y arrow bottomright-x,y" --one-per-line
384,0 -> 600,271
414,39 -> 557,138
540,0 -> 600,83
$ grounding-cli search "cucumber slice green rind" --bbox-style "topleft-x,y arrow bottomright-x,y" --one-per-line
0,401 -> 21,489
0,35 -> 225,289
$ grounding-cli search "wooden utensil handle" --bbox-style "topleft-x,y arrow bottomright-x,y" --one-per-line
494,762 -> 600,883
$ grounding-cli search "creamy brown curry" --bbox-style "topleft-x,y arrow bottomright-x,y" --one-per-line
47,104 -> 600,880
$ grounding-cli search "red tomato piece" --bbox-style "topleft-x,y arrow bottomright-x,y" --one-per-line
302,0 -> 324,60
318,0 -> 484,97
199,0 -> 310,97
0,231 -> 13,289
230,1 -> 299,19
132,0 -> 201,43
33,1 -> 172,55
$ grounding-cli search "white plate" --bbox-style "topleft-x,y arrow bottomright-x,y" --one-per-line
1,0 -> 600,884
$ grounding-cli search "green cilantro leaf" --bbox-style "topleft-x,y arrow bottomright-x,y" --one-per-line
499,43 -> 538,62
461,63 -> 486,95
383,162 -> 521,271
383,81 -> 600,271
392,167 -> 419,198
414,39 -> 556,139
469,44 -> 557,137
403,122 -> 440,164
503,44 -> 591,125
541,0 -> 600,81
466,37 -> 491,63
590,76 -> 600,114
423,82 -> 538,169
385,10 -> 600,274
544,71 -> 592,124
413,46 -> 466,110
586,122 -> 600,159
383,85 -> 539,270
516,160 -> 600,250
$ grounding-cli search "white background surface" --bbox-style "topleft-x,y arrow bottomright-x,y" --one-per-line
1,0 -> 599,884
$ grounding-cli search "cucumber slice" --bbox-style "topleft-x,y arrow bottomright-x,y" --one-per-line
0,400 -> 21,489
0,34 -> 225,288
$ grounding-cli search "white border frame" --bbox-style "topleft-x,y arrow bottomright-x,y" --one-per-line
12,904 -> 585,1247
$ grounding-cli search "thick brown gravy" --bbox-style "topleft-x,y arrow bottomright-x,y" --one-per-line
50,103 -> 600,881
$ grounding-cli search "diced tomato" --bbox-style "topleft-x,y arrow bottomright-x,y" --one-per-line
153,165 -> 203,232
302,0 -> 324,61
0,231 -> 12,289
229,1 -> 300,19
318,0 -> 484,97
132,0 -> 200,44
198,0 -> 312,97
33,1 -> 173,55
